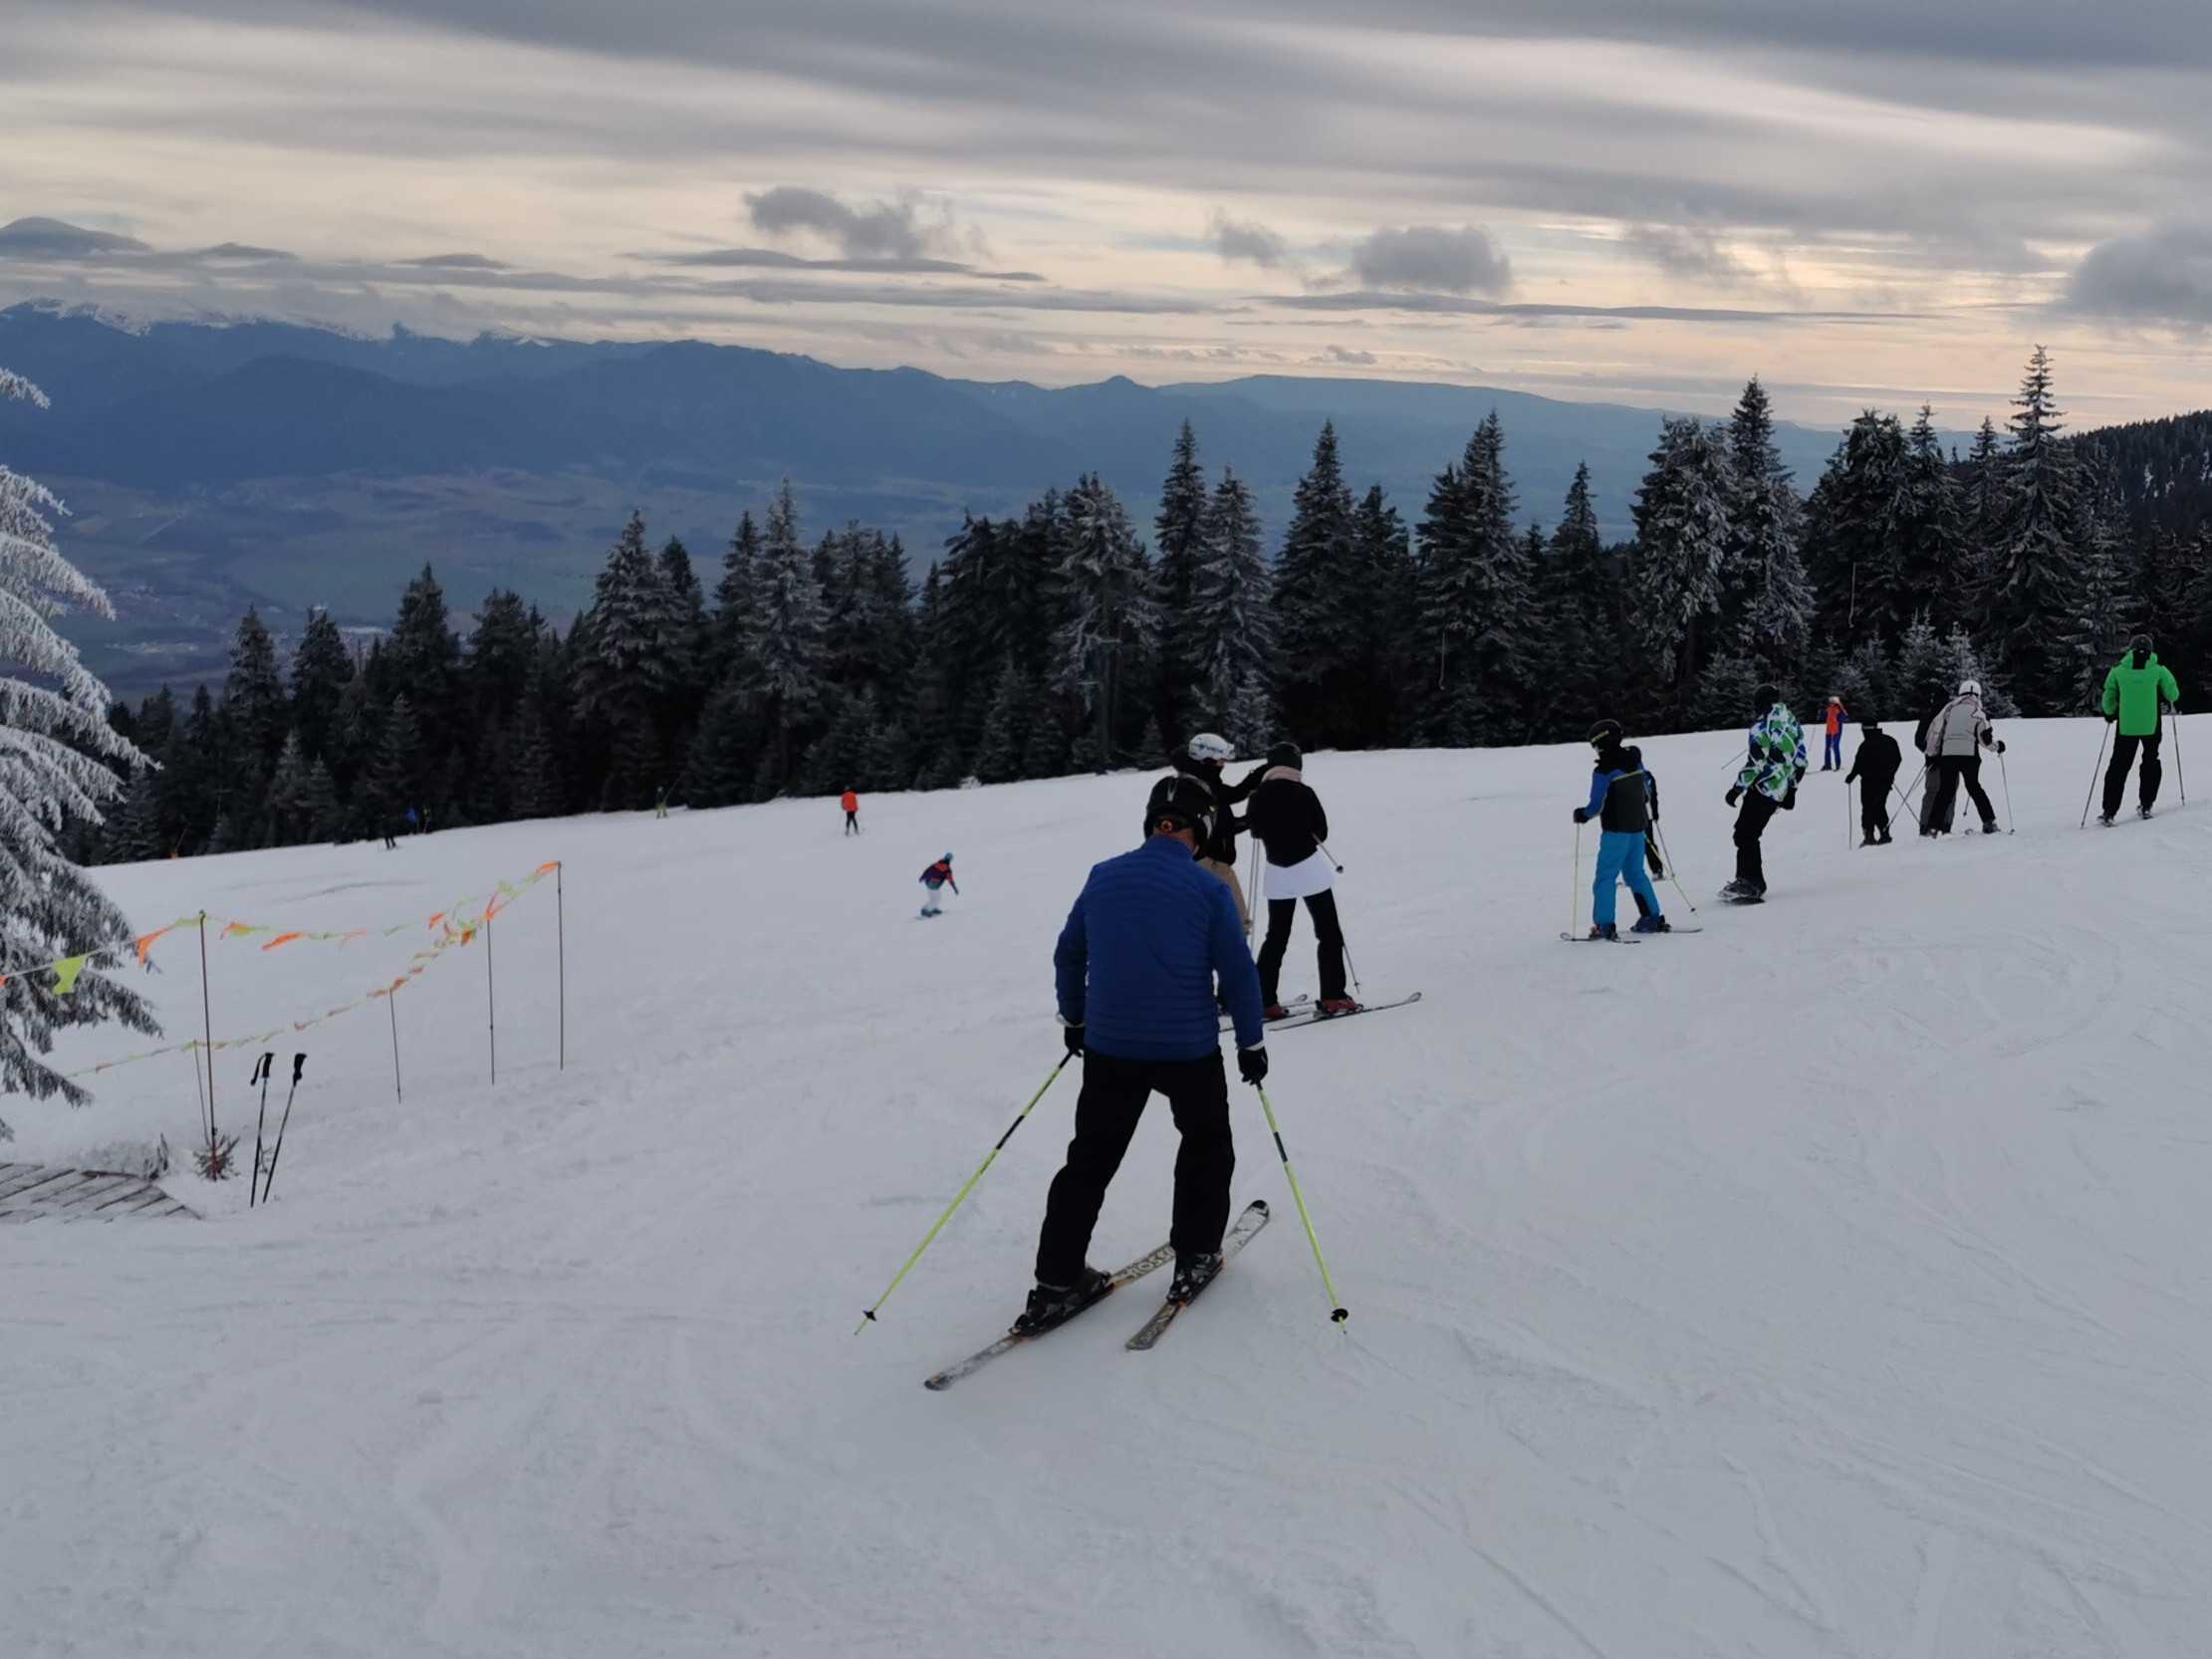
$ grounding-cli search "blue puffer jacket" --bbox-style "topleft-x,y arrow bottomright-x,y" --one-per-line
1055,835 -> 1265,1060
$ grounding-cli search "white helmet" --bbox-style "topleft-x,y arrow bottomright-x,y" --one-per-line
1959,679 -> 1982,697
1185,731 -> 1233,763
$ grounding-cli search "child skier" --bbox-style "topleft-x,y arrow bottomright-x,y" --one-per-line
1844,719 -> 1902,845
1574,720 -> 1666,937
1821,694 -> 1847,771
917,852 -> 957,917
842,788 -> 860,835
1722,683 -> 1806,902
2099,634 -> 2182,824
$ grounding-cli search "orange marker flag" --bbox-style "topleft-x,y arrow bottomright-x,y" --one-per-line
262,932 -> 304,952
135,923 -> 178,965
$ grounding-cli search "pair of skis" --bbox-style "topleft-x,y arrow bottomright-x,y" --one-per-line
1560,926 -> 1704,943
923,1200 -> 1271,1390
1221,991 -> 1424,1033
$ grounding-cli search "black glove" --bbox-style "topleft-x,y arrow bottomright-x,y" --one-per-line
1726,786 -> 1744,808
1996,740 -> 2007,755
1645,841 -> 1664,876
1781,784 -> 1799,812
1062,1022 -> 1085,1057
2105,712 -> 2116,724
1572,807 -> 1592,825
1237,1046 -> 1269,1086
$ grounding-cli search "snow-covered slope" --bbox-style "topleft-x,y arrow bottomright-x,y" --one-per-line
7,720 -> 2211,1658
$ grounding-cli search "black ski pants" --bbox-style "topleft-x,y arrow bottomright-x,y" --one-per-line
1257,889 -> 1347,1006
1856,774 -> 1895,840
844,811 -> 860,834
1928,756 -> 1995,830
2103,731 -> 2163,817
1733,790 -> 1779,891
1034,1051 -> 1233,1286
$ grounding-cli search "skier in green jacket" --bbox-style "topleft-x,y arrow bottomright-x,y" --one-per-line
2099,634 -> 2182,824
1720,683 -> 1806,902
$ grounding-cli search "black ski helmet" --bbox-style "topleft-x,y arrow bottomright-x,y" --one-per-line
1266,741 -> 1302,770
1144,774 -> 1216,847
1587,718 -> 1624,751
2131,632 -> 2154,657
1752,682 -> 1781,710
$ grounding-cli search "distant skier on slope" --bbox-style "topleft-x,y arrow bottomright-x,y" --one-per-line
1821,694 -> 1848,772
1171,731 -> 1262,928
1573,720 -> 1667,938
2099,634 -> 2182,825
1721,683 -> 1806,903
917,852 -> 957,917
1844,718 -> 1902,845
1921,680 -> 2004,836
1023,774 -> 1267,1333
842,788 -> 860,835
1246,743 -> 1355,1018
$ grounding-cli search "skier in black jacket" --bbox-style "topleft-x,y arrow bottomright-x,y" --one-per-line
1844,720 -> 1902,845
1246,743 -> 1353,1018
1172,732 -> 1263,928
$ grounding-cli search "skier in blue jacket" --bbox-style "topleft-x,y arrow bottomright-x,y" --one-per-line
1573,720 -> 1667,939
1023,775 -> 1267,1333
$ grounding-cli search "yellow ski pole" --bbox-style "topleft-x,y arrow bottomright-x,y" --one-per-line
857,1055 -> 1073,1333
1253,1083 -> 1348,1324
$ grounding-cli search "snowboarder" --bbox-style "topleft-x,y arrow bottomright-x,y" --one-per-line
1246,743 -> 1354,1018
1821,694 -> 1848,771
1844,719 -> 1902,845
1574,720 -> 1666,938
1921,680 -> 2003,836
842,788 -> 860,835
917,852 -> 957,917
1722,684 -> 1806,902
1024,774 -> 1267,1332
2099,634 -> 2182,825
1171,732 -> 1262,928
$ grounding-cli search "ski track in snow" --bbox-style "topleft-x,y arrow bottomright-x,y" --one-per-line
6,718 -> 2212,1657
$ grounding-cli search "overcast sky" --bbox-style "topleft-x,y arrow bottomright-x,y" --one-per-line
5,0 -> 2212,426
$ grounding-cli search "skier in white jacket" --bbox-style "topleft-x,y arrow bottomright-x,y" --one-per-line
1921,680 -> 2004,835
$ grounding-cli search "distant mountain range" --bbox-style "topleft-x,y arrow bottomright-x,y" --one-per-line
0,301 -> 1967,698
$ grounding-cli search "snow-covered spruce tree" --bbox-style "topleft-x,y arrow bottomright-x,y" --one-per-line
1801,410 -> 1909,647
1723,379 -> 1813,679
1189,467 -> 1276,740
1988,346 -> 2089,712
1152,420 -> 1209,744
1272,422 -> 1358,746
576,512 -> 674,808
1418,411 -> 1533,746
1629,415 -> 1734,711
1901,406 -> 1968,636
2062,461 -> 2136,713
0,366 -> 158,1130
746,481 -> 830,790
1050,474 -> 1156,768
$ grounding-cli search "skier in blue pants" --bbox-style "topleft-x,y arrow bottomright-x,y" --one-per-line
1573,720 -> 1666,939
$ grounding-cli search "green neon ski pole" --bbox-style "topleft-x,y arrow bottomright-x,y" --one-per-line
1253,1083 -> 1348,1324
857,1055 -> 1073,1333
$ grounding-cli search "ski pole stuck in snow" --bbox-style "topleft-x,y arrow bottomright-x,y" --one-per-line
258,1054 -> 307,1203
1252,1084 -> 1347,1324
248,1052 -> 272,1208
857,1055 -> 1074,1333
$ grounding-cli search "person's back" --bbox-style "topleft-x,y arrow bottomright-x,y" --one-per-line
2104,646 -> 2179,735
1926,695 -> 1987,757
1059,838 -> 1259,1061
842,790 -> 859,814
1248,770 -> 1328,867
1854,728 -> 1901,783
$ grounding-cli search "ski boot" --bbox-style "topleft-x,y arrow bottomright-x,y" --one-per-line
2140,805 -> 2155,821
1167,1252 -> 1223,1304
1980,820 -> 2000,834
1318,996 -> 1361,1017
1630,914 -> 1670,934
1013,1266 -> 1109,1335
1263,1003 -> 1294,1023
2097,812 -> 2115,827
1586,923 -> 1620,940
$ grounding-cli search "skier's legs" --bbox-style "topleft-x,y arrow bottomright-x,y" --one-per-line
1617,834 -> 1662,917
1592,831 -> 1633,928
1257,897 -> 1297,1005
2139,731 -> 2164,809
1960,757 -> 1996,826
1733,793 -> 1776,889
2103,734 -> 2140,818
1158,1054 -> 1234,1261
1304,889 -> 1347,1001
1035,1055 -> 1151,1285
920,886 -> 941,915
1826,732 -> 1843,769
1927,759 -> 1962,830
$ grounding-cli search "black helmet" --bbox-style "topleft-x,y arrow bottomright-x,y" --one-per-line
1144,775 -> 1216,847
1753,682 -> 1781,710
2131,632 -> 2154,656
1266,741 -> 1302,770
1587,718 -> 1623,751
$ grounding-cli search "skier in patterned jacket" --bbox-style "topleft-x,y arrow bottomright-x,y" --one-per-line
1721,683 -> 1806,902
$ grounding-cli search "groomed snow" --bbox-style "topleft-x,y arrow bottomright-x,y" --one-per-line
6,718 -> 2211,1658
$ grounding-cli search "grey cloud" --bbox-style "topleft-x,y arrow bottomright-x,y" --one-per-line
197,242 -> 298,261
1319,345 -> 1377,364
1272,291 -> 1922,326
1347,225 -> 1511,295
644,246 -> 1044,280
1209,211 -> 1287,269
0,217 -> 150,257
2062,221 -> 2212,326
745,185 -> 943,261
1621,224 -> 1750,288
402,253 -> 511,270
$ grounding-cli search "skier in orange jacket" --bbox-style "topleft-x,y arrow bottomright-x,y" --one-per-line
841,789 -> 860,835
